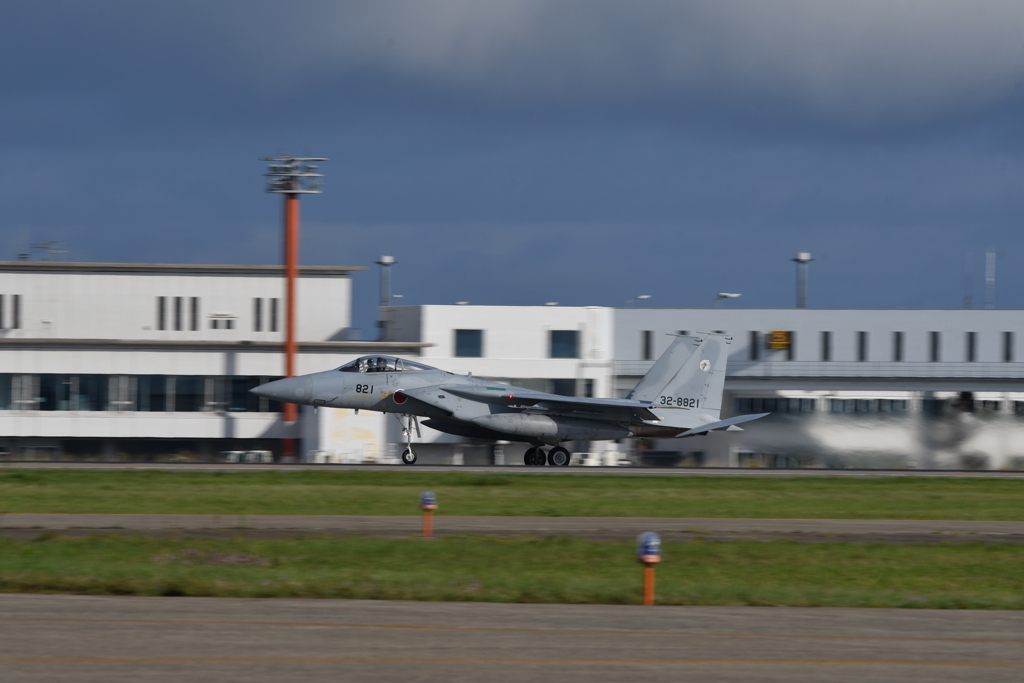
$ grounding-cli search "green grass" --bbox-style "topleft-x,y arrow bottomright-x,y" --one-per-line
1,534 -> 1021,608
0,470 -> 1022,519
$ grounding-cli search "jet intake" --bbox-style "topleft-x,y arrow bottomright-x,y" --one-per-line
470,413 -> 629,442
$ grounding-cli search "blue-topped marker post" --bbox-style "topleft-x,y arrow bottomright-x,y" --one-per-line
420,491 -> 437,537
636,532 -> 662,605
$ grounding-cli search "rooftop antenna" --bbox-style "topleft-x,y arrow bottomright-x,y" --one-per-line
984,249 -> 996,309
963,251 -> 974,309
16,225 -> 29,261
792,252 -> 813,308
376,255 -> 396,340
31,241 -> 68,261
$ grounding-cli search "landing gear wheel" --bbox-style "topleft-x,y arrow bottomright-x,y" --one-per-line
401,448 -> 417,465
547,446 -> 571,467
524,447 -> 547,466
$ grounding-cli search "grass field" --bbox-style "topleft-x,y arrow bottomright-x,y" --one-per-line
1,534 -> 1020,608
0,469 -> 1022,519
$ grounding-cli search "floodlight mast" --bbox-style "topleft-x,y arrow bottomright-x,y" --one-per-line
262,155 -> 327,461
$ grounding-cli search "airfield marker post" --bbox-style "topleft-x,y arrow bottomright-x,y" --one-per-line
420,491 -> 437,538
636,532 -> 662,606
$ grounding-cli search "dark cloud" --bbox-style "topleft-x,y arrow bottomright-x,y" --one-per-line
2,1 -> 1024,333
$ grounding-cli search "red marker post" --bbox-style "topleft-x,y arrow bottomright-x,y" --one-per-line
420,491 -> 437,537
636,532 -> 662,605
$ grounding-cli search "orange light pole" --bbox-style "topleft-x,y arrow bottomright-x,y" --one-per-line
262,155 -> 327,462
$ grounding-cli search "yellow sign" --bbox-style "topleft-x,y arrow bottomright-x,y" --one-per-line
768,330 -> 792,350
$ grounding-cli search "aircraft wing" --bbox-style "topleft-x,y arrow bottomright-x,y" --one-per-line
396,386 -> 454,416
440,385 -> 659,422
675,413 -> 770,437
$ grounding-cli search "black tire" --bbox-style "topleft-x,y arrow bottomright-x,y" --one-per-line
401,448 -> 417,465
547,447 -> 571,467
524,447 -> 546,466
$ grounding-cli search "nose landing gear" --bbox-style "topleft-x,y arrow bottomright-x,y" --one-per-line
399,413 -> 420,465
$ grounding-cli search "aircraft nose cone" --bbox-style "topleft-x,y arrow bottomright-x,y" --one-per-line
250,375 -> 314,403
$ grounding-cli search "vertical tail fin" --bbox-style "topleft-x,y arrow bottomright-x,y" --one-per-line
627,335 -> 700,402
629,333 -> 732,420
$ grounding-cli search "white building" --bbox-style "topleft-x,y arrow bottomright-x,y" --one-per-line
383,305 -> 1024,470
3,260 -> 1022,469
0,261 -> 425,461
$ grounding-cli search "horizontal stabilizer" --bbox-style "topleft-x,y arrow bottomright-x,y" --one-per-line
676,413 -> 769,437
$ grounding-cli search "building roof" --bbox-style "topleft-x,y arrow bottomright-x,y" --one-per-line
0,262 -> 366,277
0,339 -> 430,352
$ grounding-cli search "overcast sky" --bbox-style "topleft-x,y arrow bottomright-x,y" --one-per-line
3,1 -> 1024,332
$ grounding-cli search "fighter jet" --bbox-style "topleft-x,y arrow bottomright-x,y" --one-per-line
251,333 -> 767,466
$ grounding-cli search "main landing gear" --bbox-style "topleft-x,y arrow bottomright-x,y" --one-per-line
523,446 -> 571,467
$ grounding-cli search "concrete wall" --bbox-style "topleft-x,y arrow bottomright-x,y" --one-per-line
0,265 -> 353,343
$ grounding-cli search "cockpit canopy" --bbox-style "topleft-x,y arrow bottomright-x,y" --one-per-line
338,355 -> 436,374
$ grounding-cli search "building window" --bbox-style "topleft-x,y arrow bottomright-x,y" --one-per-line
736,397 -> 816,414
749,331 -> 760,361
966,331 -> 977,362
0,374 -> 293,414
829,398 -> 908,414
978,400 -> 1001,413
209,318 -> 235,330
190,297 -> 199,331
270,298 -> 279,332
930,331 -> 941,362
172,376 -> 205,412
157,297 -> 166,331
1004,331 -> 1014,362
137,376 -> 168,412
550,330 -> 579,358
454,329 -> 483,357
254,298 -> 262,332
893,331 -> 904,362
786,332 -> 795,361
551,379 -> 576,396
821,331 -> 831,361
0,295 -> 4,329
857,331 -> 868,361
642,330 -> 653,361
13,294 -> 21,329
173,297 -> 183,331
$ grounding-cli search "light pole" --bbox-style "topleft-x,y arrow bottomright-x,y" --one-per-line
626,294 -> 652,308
262,155 -> 326,461
792,252 -> 813,309
714,292 -> 742,308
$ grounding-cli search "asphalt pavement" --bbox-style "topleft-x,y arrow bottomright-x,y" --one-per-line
0,594 -> 1021,682
3,461 -> 1024,478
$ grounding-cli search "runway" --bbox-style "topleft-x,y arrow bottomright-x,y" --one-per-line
0,594 -> 1020,682
3,461 -> 1024,478
3,514 -> 1023,543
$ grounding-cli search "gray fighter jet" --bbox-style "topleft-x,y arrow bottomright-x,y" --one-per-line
251,333 -> 767,466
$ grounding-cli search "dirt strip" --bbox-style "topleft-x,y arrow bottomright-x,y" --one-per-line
2,514 -> 1023,543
